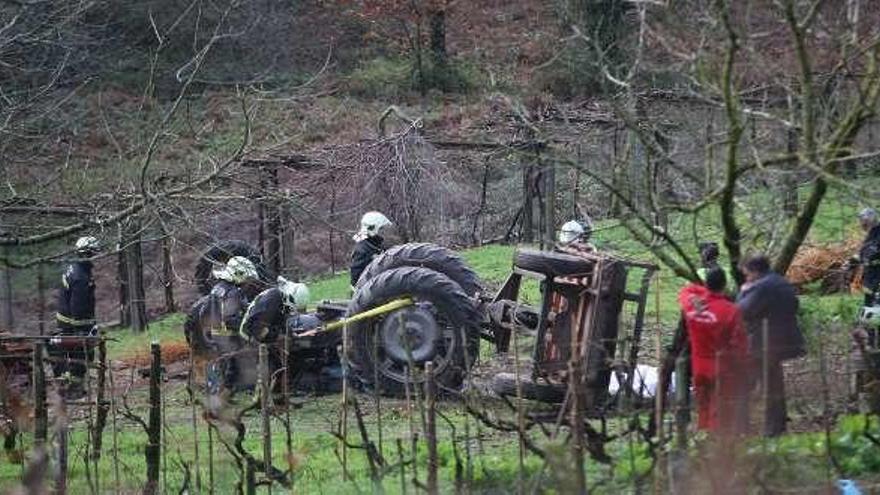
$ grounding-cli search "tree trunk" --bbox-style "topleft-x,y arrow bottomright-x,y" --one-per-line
544,155 -> 556,247
428,8 -> 447,69
0,250 -> 13,331
280,204 -> 296,278
37,264 -> 46,335
161,237 -> 175,314
471,159 -> 491,246
124,226 -> 147,332
522,163 -> 535,243
784,128 -> 799,217
261,167 -> 282,277
117,233 -> 130,329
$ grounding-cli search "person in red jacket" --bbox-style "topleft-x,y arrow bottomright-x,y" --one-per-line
678,268 -> 748,433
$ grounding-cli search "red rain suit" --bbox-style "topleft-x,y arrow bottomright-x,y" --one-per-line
678,283 -> 748,431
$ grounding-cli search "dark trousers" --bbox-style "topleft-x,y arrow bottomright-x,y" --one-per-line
752,355 -> 787,437
49,325 -> 95,382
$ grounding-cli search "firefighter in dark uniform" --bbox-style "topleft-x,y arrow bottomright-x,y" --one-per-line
239,277 -> 315,344
203,256 -> 260,389
236,277 -> 316,393
209,256 -> 260,335
52,236 -> 100,395
859,207 -> 880,306
852,208 -> 880,407
349,211 -> 393,289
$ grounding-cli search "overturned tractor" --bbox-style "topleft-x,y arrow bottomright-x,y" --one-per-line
185,241 -> 656,406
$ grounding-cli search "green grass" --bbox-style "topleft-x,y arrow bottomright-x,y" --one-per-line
104,313 -> 187,360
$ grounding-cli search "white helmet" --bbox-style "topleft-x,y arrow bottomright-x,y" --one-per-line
859,305 -> 880,329
558,219 -> 592,245
277,276 -> 310,311
358,211 -> 392,238
75,236 -> 101,254
859,207 -> 879,225
212,256 -> 258,285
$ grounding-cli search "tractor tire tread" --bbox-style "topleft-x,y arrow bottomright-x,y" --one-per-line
356,243 -> 482,297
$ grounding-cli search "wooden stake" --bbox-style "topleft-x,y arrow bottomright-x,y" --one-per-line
92,337 -> 109,461
283,332 -> 293,491
55,395 -> 69,495
144,343 -> 162,495
259,344 -> 272,491
33,342 -> 47,447
208,424 -> 215,495
396,438 -> 407,495
341,322 -> 350,481
189,346 -> 202,495
654,273 -> 664,495
425,362 -> 438,495
108,355 -> 121,494
512,319 -> 526,493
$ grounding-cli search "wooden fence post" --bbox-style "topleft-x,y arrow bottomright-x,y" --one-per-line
259,344 -> 272,488
33,342 -> 47,446
92,337 -> 109,460
425,361 -> 438,495
144,343 -> 162,495
55,397 -> 69,495
674,356 -> 689,449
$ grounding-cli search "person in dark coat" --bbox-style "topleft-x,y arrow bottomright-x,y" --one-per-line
736,255 -> 805,436
858,207 -> 880,306
51,236 -> 100,394
349,211 -> 393,288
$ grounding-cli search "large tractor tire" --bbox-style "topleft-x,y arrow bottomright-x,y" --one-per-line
347,266 -> 481,396
355,243 -> 483,297
194,240 -> 271,295
514,249 -> 594,278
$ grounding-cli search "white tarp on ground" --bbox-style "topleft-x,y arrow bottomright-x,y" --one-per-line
608,364 -> 675,399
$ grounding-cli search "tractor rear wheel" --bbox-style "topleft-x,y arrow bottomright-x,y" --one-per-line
347,266 -> 481,396
513,249 -> 594,278
355,243 -> 483,297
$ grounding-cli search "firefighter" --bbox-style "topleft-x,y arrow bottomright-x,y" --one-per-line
678,268 -> 748,433
201,256 -> 259,389
209,256 -> 259,334
858,207 -> 880,306
235,277 -> 315,392
350,211 -> 392,288
557,218 -> 595,252
52,236 -> 100,396
239,276 -> 314,345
